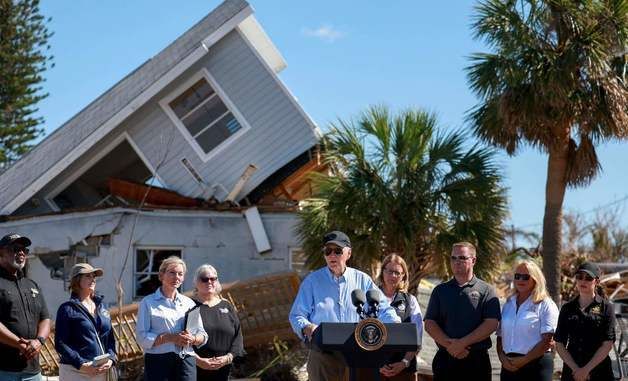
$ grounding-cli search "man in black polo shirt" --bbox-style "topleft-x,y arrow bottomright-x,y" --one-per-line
0,233 -> 51,381
424,242 -> 501,381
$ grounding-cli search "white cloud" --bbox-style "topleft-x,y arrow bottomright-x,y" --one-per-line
302,25 -> 346,43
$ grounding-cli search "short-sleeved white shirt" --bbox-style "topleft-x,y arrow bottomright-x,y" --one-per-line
497,295 -> 559,354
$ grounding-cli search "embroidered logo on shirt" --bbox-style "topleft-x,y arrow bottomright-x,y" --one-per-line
590,305 -> 601,315
469,290 -> 481,299
396,303 -> 406,312
30,288 -> 39,298
101,309 -> 111,318
219,308 -> 229,314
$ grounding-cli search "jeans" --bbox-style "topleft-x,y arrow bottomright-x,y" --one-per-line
0,370 -> 42,381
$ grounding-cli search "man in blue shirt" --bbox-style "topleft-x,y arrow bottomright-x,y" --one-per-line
289,231 -> 400,381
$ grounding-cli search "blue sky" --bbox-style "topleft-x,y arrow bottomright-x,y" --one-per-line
37,1 -> 628,233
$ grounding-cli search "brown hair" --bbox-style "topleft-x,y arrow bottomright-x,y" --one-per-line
68,274 -> 95,297
377,253 -> 410,292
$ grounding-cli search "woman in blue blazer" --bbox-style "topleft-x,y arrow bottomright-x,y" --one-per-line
55,263 -> 116,380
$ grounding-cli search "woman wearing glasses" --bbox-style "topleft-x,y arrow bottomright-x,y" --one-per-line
191,264 -> 244,381
377,254 -> 422,381
136,256 -> 208,381
496,260 -> 558,381
554,262 -> 616,381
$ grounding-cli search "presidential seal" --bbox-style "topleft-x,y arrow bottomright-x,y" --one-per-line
354,318 -> 387,351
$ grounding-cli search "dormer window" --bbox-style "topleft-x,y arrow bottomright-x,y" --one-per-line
161,70 -> 249,161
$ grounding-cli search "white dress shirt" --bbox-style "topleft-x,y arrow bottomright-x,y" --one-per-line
136,288 -> 207,355
497,295 -> 559,354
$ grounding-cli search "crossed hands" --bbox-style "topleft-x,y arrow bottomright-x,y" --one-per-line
446,338 -> 470,359
379,361 -> 405,377
164,330 -> 196,347
499,354 -> 528,372
79,359 -> 113,375
18,337 -> 42,360
197,355 -> 231,370
571,366 -> 591,381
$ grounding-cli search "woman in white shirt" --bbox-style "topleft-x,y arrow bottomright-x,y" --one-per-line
136,256 -> 208,381
497,259 -> 558,381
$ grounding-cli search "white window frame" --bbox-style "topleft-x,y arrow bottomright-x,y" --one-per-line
133,246 -> 184,299
159,69 -> 251,163
44,132 -> 165,212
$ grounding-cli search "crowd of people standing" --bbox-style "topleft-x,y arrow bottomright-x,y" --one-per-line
0,231 -> 620,381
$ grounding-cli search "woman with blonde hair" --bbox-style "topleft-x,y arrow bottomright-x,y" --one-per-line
190,264 -> 244,381
496,260 -> 558,381
377,254 -> 422,381
136,256 -> 208,381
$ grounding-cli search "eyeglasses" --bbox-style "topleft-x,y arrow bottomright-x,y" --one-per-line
323,247 -> 344,256
575,273 -> 595,282
450,255 -> 472,262
199,276 -> 218,283
8,246 -> 28,255
514,273 -> 531,281
384,269 -> 404,277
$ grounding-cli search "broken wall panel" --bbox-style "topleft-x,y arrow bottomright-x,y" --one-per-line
0,208 -> 302,315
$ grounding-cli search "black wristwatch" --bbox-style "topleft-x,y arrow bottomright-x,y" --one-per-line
36,336 -> 46,345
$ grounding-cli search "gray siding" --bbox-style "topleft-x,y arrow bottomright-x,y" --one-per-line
127,30 -> 319,199
0,0 -> 250,213
19,21 -> 318,210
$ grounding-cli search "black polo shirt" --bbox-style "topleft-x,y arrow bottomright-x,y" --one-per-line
0,266 -> 50,373
554,295 -> 615,375
424,276 -> 501,351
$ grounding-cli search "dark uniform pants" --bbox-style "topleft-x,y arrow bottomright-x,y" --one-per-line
500,352 -> 553,381
432,349 -> 491,381
144,353 -> 196,381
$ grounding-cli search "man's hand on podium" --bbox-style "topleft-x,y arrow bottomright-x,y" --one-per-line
302,323 -> 318,341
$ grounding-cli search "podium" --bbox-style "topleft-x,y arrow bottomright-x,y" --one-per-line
312,321 -> 419,381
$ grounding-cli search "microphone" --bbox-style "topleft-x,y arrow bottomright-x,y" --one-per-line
366,289 -> 382,317
351,289 -> 367,319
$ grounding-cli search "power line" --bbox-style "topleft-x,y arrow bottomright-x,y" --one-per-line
514,194 -> 628,229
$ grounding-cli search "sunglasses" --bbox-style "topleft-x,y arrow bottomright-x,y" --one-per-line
384,268 -> 404,277
450,255 -> 472,262
8,246 -> 29,255
199,276 -> 218,283
514,273 -> 531,281
323,247 -> 344,256
575,273 -> 595,282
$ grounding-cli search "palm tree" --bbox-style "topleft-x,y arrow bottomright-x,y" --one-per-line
467,0 -> 628,301
297,106 -> 508,291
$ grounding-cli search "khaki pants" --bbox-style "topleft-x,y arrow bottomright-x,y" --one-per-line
307,350 -> 348,381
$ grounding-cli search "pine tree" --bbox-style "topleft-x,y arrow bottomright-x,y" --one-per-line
0,0 -> 53,169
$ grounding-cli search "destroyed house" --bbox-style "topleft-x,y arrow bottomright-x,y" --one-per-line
0,0 -> 321,313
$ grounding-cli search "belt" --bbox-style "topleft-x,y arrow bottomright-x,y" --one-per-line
505,352 -> 525,357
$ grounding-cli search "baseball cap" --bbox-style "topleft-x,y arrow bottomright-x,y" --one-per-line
323,231 -> 351,248
576,261 -> 600,278
69,263 -> 104,279
0,233 -> 31,248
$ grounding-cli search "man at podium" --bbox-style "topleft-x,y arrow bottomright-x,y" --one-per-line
288,231 -> 401,381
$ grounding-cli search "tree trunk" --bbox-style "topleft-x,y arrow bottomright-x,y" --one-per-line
542,143 -> 569,303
